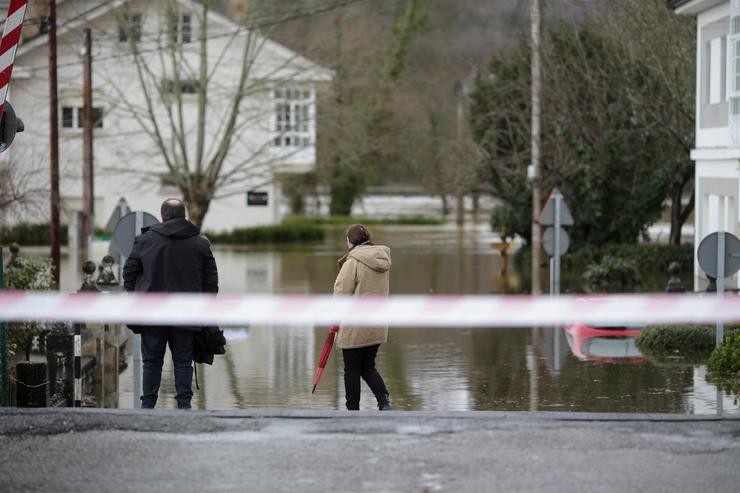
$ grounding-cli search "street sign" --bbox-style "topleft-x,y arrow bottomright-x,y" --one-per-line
697,231 -> 740,279
539,187 -> 574,226
104,197 -> 131,233
543,226 -> 570,256
247,191 -> 268,206
109,211 -> 158,258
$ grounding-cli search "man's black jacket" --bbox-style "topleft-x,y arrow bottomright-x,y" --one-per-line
123,217 -> 218,332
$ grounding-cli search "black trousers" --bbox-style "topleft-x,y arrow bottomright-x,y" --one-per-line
140,328 -> 194,409
342,344 -> 388,410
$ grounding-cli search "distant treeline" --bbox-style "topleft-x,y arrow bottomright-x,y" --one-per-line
0,223 -> 69,246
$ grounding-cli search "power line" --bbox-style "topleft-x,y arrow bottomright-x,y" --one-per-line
19,0 -> 365,71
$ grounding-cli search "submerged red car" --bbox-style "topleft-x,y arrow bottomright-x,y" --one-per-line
564,323 -> 645,364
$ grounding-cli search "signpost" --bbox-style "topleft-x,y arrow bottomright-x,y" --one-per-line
110,210 -> 159,409
104,197 -> 130,234
697,231 -> 740,346
539,188 -> 573,295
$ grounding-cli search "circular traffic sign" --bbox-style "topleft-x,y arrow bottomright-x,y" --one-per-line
109,211 -> 159,258
542,226 -> 570,256
697,231 -> 740,278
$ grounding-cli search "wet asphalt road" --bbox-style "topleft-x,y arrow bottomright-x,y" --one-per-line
1,408 -> 739,493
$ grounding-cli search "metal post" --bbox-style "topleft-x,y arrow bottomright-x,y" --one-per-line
132,212 -> 144,409
530,0 -> 543,294
82,28 -> 94,261
48,0 -> 60,288
0,246 -> 9,406
553,195 -> 561,296
716,231 -> 725,346
69,211 -> 79,287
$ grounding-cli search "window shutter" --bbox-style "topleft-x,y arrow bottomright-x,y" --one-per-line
729,0 -> 740,142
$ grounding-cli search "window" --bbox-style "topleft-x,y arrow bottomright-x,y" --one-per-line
118,13 -> 142,43
61,106 -> 104,129
162,79 -> 198,95
272,87 -> 312,148
707,36 -> 727,105
171,14 -> 192,44
62,107 -> 74,128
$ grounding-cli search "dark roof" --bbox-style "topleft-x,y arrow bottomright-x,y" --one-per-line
666,0 -> 692,9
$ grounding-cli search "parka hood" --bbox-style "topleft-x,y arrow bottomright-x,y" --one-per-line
147,218 -> 200,239
345,244 -> 391,273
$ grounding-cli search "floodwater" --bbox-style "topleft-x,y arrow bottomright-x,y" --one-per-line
61,224 -> 738,414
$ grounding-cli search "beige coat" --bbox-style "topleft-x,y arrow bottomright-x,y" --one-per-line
333,244 -> 391,349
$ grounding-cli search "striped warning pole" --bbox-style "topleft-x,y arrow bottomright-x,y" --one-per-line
73,322 -> 81,407
0,0 -> 28,120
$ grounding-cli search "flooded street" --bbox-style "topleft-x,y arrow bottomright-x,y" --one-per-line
82,223 -> 735,414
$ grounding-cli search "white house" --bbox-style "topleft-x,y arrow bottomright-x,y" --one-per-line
670,0 -> 740,289
2,0 -> 332,232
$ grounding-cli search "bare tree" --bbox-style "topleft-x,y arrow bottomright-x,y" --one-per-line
0,149 -> 49,223
100,1 -> 325,227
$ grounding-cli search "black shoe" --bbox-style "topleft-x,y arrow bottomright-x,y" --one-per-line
378,392 -> 392,411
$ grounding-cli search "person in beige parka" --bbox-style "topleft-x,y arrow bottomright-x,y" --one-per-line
333,224 -> 392,410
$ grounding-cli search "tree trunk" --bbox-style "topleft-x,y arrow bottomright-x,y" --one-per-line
668,169 -> 694,246
184,188 -> 212,229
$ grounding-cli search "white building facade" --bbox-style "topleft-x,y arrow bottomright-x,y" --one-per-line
3,0 -> 332,232
671,0 -> 740,289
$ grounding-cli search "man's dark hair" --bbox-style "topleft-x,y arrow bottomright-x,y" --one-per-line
161,199 -> 186,221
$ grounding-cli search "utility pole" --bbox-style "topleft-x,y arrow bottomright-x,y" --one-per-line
0,247 -> 8,406
82,28 -> 94,261
529,0 -> 543,294
48,0 -> 60,287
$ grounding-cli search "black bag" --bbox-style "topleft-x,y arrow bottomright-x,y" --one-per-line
192,326 -> 226,365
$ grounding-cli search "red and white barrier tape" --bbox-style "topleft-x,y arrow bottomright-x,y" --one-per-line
0,292 -> 739,328
0,0 -> 27,120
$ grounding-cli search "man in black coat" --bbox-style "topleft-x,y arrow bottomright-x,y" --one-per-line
123,198 -> 218,409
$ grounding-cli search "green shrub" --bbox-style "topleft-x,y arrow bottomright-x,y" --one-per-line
0,223 -> 69,246
513,242 -> 693,293
707,333 -> 740,400
636,325 -> 717,363
583,255 -> 641,293
563,243 -> 693,278
708,332 -> 740,379
636,325 -> 740,364
3,256 -> 56,360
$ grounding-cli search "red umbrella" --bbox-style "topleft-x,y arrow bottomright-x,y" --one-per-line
312,326 -> 339,393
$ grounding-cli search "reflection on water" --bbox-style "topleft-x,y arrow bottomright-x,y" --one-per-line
563,324 -> 644,364
118,324 -> 739,413
104,224 -> 739,414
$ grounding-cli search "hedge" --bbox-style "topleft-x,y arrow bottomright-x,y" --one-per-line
0,223 -> 69,246
205,220 -> 324,245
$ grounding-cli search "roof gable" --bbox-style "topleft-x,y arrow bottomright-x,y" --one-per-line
12,0 -> 331,79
